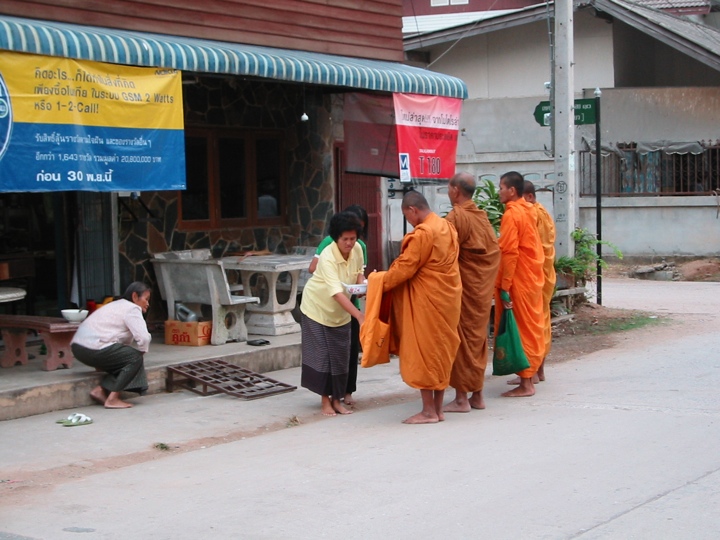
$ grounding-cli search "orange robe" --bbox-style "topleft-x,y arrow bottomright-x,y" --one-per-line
494,199 -> 545,378
533,202 -> 557,357
445,200 -> 500,393
381,212 -> 462,390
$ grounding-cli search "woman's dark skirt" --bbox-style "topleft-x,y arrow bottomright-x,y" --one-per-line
301,313 -> 351,400
71,343 -> 148,395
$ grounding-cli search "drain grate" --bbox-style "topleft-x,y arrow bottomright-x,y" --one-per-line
166,359 -> 296,400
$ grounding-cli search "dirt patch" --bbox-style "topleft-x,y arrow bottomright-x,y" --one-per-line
602,257 -> 720,282
677,258 -> 720,281
548,301 -> 667,364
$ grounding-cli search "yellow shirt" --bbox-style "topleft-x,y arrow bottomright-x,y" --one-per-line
300,241 -> 364,327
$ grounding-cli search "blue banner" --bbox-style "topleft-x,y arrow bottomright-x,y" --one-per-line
0,52 -> 185,193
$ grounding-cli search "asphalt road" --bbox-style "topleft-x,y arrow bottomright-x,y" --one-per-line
1,278 -> 719,540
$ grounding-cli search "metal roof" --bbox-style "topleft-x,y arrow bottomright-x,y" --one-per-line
404,4 -> 551,50
404,0 -> 720,73
631,0 -> 711,15
0,15 -> 468,99
403,9 -> 520,36
591,0 -> 720,72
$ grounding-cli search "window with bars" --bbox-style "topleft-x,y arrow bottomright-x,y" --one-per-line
179,127 -> 286,230
580,143 -> 720,196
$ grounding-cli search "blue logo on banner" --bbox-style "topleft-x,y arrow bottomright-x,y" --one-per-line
0,71 -> 13,163
399,152 -> 411,183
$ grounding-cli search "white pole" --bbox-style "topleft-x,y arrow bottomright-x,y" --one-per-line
553,0 -> 576,258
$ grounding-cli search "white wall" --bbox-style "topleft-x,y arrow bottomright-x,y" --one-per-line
579,196 -> 720,257
428,11 -> 614,100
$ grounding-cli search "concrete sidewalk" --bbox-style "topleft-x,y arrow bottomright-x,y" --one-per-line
0,331 -> 303,421
0,357 -> 415,476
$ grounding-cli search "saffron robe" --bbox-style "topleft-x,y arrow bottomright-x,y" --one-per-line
445,200 -> 500,393
533,202 -> 557,358
382,212 -> 462,390
494,199 -> 545,378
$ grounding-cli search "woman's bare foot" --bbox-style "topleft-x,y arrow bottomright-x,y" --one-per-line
332,399 -> 354,415
89,386 -> 108,406
343,393 -> 355,406
321,396 -> 337,416
103,391 -> 133,409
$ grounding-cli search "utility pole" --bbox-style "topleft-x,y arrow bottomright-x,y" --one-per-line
552,0 -> 576,258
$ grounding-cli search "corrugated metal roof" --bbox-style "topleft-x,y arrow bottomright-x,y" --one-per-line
631,0 -> 710,14
591,0 -> 720,71
404,3 -> 550,50
0,15 -> 468,99
404,0 -> 720,73
403,9 -> 519,35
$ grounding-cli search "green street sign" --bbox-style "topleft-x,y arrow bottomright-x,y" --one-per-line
533,98 -> 597,126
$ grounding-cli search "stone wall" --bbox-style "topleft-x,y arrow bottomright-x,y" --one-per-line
117,77 -> 337,318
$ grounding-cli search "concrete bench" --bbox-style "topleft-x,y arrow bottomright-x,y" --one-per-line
0,315 -> 78,371
150,257 -> 259,345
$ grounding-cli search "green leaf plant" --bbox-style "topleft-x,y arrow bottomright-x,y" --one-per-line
555,228 -> 623,283
472,179 -> 505,234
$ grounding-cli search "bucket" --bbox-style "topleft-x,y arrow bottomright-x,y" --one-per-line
175,303 -> 198,322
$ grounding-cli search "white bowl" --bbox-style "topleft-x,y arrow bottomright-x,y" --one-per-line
61,309 -> 89,323
342,282 -> 367,295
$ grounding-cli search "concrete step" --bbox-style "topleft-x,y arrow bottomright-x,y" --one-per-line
0,333 -> 302,421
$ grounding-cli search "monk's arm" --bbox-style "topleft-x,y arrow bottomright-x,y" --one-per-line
498,211 -> 520,292
382,233 -> 429,292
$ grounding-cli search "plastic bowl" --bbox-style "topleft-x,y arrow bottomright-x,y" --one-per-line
61,309 -> 89,323
342,282 -> 368,295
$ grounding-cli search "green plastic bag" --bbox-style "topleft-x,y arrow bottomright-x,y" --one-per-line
492,291 -> 530,376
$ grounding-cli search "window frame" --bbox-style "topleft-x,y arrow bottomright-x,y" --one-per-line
179,126 -> 287,231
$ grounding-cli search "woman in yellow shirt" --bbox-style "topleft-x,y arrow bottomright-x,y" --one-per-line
300,211 -> 366,416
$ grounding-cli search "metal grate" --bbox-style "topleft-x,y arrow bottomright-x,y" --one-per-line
166,359 -> 296,400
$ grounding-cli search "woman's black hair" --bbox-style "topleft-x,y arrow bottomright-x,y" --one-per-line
344,204 -> 369,240
328,211 -> 363,242
122,281 -> 151,302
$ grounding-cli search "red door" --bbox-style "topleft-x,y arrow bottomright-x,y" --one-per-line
335,143 -> 383,272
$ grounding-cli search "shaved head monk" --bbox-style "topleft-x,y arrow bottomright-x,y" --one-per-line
495,171 -> 545,397
443,172 -> 500,413
507,180 -> 556,384
382,190 -> 462,423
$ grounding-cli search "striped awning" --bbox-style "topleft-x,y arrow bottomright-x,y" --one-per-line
0,15 -> 467,99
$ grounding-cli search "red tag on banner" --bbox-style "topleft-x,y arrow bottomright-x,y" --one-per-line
393,93 -> 462,181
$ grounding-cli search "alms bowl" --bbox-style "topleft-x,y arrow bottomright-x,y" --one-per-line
342,282 -> 368,295
61,309 -> 89,323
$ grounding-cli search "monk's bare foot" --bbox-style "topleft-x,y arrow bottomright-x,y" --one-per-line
344,393 -> 355,406
442,399 -> 471,413
437,411 -> 445,422
89,386 -> 108,406
332,400 -> 354,415
469,392 -> 485,410
402,411 -> 439,424
507,375 -> 540,385
501,386 -> 535,397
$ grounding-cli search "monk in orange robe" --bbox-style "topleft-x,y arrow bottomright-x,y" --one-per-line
381,190 -> 462,424
495,171 -> 545,397
524,180 -> 556,380
442,172 -> 500,413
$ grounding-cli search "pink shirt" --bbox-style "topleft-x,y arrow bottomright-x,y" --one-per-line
71,299 -> 152,352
